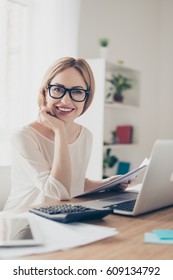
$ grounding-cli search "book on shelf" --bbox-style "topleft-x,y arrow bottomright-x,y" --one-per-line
116,161 -> 131,175
116,125 -> 133,144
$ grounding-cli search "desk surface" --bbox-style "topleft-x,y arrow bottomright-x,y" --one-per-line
24,197 -> 173,260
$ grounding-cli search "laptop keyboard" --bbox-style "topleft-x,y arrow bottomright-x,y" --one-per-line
113,199 -> 136,212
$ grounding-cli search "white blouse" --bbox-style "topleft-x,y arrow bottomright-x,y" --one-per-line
4,125 -> 92,212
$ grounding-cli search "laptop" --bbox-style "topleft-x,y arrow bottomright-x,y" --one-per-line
81,140 -> 173,216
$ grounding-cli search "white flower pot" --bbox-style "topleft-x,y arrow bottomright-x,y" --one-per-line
99,46 -> 108,59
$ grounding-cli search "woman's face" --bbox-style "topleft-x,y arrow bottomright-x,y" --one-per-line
45,67 -> 87,123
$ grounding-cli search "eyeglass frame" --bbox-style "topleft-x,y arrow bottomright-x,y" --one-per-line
47,84 -> 90,102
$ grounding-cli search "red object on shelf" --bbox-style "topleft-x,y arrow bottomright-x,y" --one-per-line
116,125 -> 133,144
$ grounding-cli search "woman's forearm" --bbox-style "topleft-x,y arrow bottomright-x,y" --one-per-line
50,128 -> 71,194
84,177 -> 112,192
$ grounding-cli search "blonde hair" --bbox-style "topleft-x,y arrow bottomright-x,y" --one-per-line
38,57 -> 95,115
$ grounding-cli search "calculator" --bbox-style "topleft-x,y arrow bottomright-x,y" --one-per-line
29,204 -> 112,223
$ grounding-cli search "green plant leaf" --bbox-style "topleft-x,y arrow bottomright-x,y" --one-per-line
103,148 -> 118,168
99,38 -> 109,47
106,148 -> 111,157
109,156 -> 118,167
106,73 -> 132,98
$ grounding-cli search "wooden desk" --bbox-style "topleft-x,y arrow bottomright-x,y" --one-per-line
25,197 -> 173,260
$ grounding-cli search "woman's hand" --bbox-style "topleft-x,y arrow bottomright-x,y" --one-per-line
38,106 -> 65,133
107,175 -> 133,191
84,176 -> 132,193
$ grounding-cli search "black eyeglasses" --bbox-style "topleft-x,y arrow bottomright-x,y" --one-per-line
47,84 -> 89,102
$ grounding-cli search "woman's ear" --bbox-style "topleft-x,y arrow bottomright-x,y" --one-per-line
45,92 -> 49,104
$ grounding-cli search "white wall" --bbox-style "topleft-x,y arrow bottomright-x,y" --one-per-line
77,0 -> 173,160
159,0 -> 173,138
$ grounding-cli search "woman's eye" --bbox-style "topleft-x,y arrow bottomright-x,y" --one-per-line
54,87 -> 64,93
72,89 -> 83,95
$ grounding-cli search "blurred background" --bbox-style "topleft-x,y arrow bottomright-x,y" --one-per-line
0,0 -> 173,179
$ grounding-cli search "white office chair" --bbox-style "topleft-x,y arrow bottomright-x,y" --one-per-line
0,166 -> 11,211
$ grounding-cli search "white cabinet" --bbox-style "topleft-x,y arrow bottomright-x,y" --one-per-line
77,58 -> 141,180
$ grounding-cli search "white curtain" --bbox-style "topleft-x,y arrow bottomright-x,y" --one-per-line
0,0 -> 7,128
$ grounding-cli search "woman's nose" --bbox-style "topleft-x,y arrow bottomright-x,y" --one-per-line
60,92 -> 71,104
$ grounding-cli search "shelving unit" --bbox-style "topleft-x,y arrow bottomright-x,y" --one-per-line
77,58 -> 141,180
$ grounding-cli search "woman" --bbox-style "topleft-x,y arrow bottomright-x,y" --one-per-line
4,57 -> 125,212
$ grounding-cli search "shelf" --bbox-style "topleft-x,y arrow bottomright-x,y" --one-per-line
105,102 -> 139,110
81,58 -> 141,180
106,61 -> 139,75
103,144 -> 138,149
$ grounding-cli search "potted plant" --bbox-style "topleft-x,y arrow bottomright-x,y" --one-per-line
106,74 -> 132,102
99,38 -> 109,59
99,38 -> 109,47
103,148 -> 118,178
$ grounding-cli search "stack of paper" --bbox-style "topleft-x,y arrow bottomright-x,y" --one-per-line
77,158 -> 149,197
0,213 -> 117,259
144,229 -> 173,244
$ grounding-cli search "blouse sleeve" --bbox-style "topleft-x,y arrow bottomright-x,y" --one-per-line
11,131 -> 70,200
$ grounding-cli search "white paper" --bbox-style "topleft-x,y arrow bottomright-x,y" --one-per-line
77,158 -> 149,197
0,212 -> 117,259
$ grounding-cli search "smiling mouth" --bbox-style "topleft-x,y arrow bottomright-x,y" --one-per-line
55,106 -> 74,113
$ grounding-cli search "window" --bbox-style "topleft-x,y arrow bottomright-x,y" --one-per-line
0,0 -> 29,129
0,0 -> 29,165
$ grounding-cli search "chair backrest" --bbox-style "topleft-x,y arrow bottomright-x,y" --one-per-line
0,166 -> 11,210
